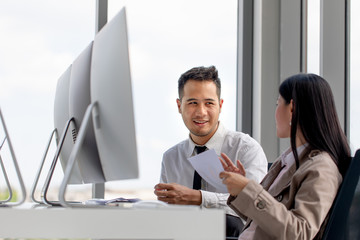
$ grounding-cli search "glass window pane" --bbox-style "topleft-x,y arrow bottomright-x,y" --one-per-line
348,1 -> 360,239
0,0 -> 95,197
307,0 -> 320,74
350,0 -> 360,154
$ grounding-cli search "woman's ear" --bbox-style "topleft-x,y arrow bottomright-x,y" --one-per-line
289,99 -> 294,123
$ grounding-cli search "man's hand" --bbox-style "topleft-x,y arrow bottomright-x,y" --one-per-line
154,183 -> 202,205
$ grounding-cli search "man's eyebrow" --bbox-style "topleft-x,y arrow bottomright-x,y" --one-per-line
185,98 -> 216,102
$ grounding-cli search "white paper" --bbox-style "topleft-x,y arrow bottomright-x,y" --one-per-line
188,149 -> 227,193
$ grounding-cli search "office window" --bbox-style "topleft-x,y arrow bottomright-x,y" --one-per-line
0,0 -> 237,200
347,1 -> 360,239
0,0 -> 96,200
307,0 -> 320,75
350,0 -> 360,154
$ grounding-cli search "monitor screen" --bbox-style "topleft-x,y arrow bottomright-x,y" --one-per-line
90,7 -> 139,181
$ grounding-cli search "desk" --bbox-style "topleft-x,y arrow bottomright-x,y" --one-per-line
0,203 -> 225,240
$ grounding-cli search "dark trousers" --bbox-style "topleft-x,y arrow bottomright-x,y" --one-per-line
226,214 -> 244,238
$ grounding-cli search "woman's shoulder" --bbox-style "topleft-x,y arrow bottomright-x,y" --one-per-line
301,150 -> 335,165
299,150 -> 341,179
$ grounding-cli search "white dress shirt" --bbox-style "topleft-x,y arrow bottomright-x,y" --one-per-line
160,122 -> 268,215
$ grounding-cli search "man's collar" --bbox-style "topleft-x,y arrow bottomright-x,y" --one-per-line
186,122 -> 227,157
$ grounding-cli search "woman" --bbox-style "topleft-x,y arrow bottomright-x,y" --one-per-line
219,73 -> 351,239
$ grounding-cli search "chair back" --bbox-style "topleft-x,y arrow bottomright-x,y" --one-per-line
321,149 -> 360,240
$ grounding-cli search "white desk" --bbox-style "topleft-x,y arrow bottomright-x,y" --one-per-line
0,203 -> 225,240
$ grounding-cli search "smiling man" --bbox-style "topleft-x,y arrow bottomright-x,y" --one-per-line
154,66 -> 267,237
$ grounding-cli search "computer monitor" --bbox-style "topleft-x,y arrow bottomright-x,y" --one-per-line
68,41 -> 105,184
31,64 -> 80,204
90,7 -> 138,181
35,7 -> 138,206
53,64 -> 83,184
53,42 -> 106,185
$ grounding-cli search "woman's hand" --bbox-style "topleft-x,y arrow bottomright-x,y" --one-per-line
219,171 -> 249,196
219,153 -> 246,176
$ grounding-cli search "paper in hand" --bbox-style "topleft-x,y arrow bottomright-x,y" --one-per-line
188,149 -> 227,193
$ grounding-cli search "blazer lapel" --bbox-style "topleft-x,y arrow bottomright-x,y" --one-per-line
261,159 -> 283,190
267,162 -> 296,197
243,160 -> 296,230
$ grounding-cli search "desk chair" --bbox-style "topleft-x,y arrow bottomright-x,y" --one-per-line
321,149 -> 360,240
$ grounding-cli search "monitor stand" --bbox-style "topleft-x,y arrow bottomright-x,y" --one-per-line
59,102 -> 103,208
30,118 -> 83,206
0,108 -> 26,207
31,102 -> 105,208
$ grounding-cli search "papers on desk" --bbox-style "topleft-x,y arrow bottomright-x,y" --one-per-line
83,197 -> 141,206
188,149 -> 227,193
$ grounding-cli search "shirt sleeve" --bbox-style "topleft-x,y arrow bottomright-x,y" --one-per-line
201,190 -> 242,218
241,142 -> 268,183
159,154 -> 168,183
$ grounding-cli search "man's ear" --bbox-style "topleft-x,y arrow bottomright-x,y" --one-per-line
219,99 -> 224,113
176,98 -> 182,113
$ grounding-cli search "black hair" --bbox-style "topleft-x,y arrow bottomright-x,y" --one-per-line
279,73 -> 351,177
178,66 -> 221,100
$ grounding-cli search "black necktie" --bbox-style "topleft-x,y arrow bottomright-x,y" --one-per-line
193,146 -> 207,190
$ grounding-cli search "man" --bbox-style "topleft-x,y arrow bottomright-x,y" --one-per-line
154,66 -> 267,237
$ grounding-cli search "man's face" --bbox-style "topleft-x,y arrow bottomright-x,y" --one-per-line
177,79 -> 223,145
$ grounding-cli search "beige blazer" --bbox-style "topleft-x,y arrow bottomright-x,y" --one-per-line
228,149 -> 342,240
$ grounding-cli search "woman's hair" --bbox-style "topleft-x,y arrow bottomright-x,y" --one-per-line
279,73 -> 351,177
